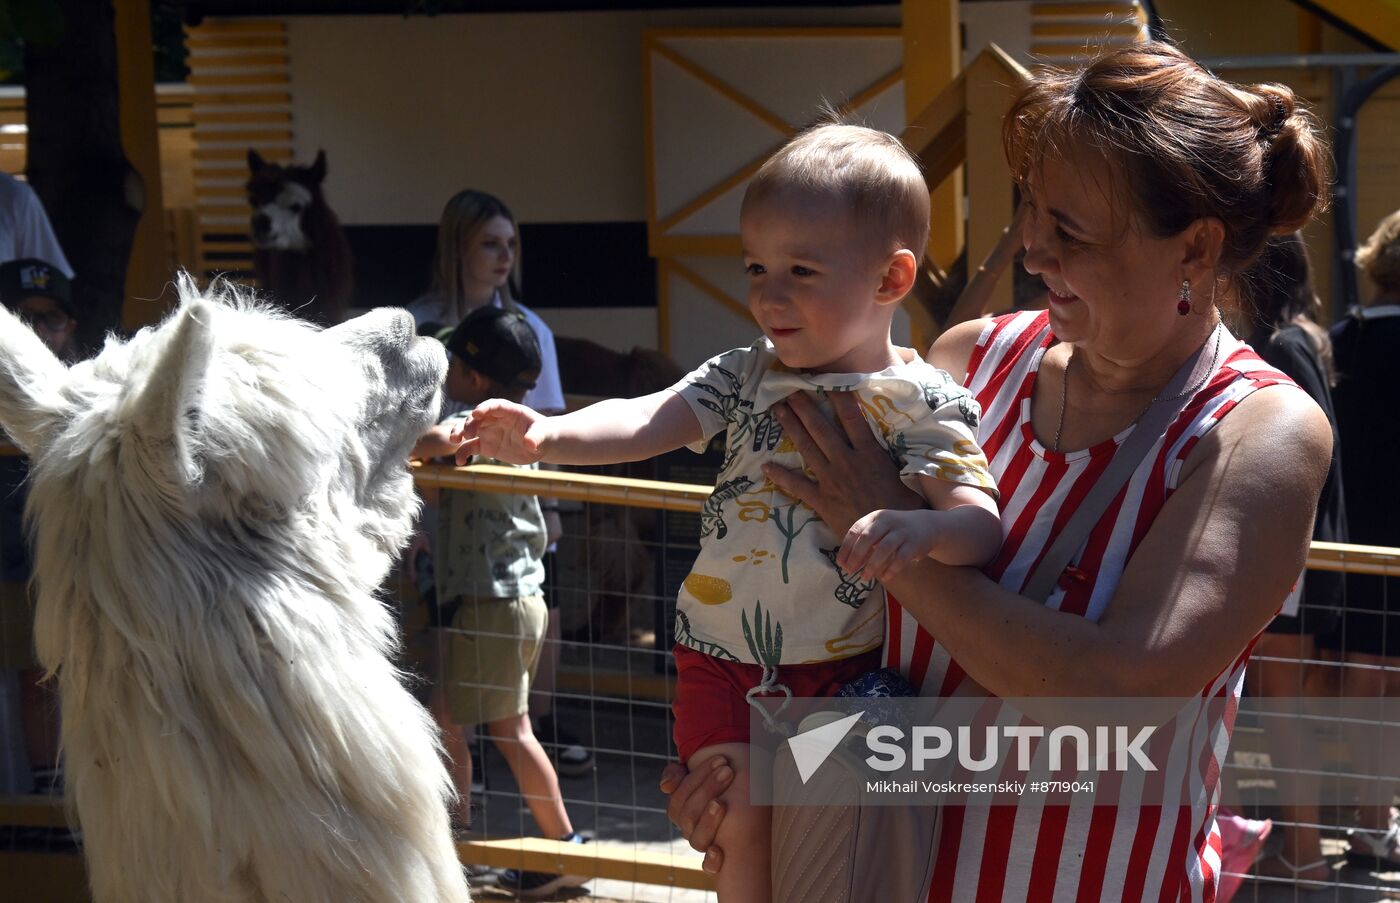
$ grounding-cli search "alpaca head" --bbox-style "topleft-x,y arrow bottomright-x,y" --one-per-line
247,149 -> 330,251
0,274 -> 446,616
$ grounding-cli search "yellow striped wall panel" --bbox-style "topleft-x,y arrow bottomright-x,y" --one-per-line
185,17 -> 293,281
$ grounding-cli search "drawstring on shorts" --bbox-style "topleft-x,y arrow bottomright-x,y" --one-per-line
745,664 -> 793,735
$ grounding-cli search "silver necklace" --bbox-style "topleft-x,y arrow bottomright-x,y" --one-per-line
1053,323 -> 1223,453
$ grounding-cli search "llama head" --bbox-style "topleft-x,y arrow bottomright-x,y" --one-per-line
247,149 -> 329,251
0,274 -> 445,599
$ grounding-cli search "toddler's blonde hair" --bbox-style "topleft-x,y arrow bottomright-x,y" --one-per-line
743,121 -> 930,264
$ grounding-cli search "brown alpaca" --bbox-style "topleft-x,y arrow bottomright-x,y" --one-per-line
246,149 -> 354,326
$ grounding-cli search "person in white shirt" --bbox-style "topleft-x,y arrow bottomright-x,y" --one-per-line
0,174 -> 73,279
406,189 -> 562,416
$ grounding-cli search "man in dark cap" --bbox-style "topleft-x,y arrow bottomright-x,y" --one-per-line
406,305 -> 589,895
0,258 -> 77,363
0,258 -> 75,799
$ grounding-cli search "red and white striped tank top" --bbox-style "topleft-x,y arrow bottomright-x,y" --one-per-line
883,311 -> 1298,902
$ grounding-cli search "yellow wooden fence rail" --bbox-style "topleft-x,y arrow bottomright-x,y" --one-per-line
1,459 -> 1396,897
416,463 -> 1400,577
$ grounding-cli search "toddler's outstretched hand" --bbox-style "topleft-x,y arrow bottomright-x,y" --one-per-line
838,509 -> 940,583
452,399 -> 549,465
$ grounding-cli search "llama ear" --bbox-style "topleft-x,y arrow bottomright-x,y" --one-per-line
248,148 -> 266,173
125,298 -> 216,486
0,305 -> 73,455
309,150 -> 327,184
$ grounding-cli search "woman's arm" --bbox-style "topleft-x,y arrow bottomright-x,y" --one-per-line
925,317 -> 987,382
764,386 -> 1331,698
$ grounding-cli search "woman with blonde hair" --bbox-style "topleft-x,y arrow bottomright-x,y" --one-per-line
408,189 -> 564,415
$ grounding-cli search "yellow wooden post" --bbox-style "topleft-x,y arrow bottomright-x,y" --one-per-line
964,46 -> 1028,319
114,0 -> 171,330
1298,0 -> 1400,50
903,0 -> 963,273
1297,7 -> 1323,54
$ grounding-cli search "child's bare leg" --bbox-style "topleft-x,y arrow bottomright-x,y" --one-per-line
688,742 -> 770,903
488,713 -> 573,839
428,683 -> 474,828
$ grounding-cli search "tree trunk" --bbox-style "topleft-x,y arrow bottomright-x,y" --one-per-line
24,1 -> 143,351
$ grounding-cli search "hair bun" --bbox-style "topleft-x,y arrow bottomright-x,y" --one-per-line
1252,84 -> 1294,140
1251,83 -> 1329,235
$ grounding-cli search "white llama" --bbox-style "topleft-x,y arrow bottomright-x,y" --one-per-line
0,276 -> 470,903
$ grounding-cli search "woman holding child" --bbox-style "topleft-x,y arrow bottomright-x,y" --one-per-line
661,42 -> 1334,899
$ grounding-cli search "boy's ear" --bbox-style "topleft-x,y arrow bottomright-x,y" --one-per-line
465,368 -> 492,394
876,249 -> 919,306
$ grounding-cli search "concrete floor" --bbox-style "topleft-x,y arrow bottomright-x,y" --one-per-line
462,700 -> 715,903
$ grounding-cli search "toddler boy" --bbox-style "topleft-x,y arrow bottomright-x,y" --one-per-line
453,124 -> 1001,901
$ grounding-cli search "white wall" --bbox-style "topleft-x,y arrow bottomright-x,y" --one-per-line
286,7 -> 898,227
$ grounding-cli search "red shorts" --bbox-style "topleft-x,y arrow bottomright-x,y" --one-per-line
671,644 -> 883,763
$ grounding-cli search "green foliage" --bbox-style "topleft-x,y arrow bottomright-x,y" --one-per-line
0,0 -> 64,46
0,1 -> 188,85
152,0 -> 187,83
0,0 -> 61,81
402,0 -> 464,13
0,35 -> 20,82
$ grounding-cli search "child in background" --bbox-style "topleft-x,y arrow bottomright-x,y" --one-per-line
409,306 -> 586,899
452,123 -> 1001,901
0,258 -> 78,800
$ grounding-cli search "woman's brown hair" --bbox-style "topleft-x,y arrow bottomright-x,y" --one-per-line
1003,42 -> 1331,280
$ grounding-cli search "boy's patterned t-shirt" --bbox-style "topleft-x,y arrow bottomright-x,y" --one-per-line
435,412 -> 547,601
670,339 -> 996,666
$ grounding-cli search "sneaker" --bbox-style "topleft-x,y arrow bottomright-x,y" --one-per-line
535,716 -> 594,777
496,832 -> 590,898
460,862 -> 497,886
1345,823 -> 1400,870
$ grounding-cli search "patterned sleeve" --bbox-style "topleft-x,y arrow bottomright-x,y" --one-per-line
667,344 -> 759,453
898,370 -> 998,497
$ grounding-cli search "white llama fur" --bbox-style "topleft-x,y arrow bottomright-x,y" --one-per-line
0,275 -> 469,903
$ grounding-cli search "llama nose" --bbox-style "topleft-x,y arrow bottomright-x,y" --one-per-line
252,213 -> 270,235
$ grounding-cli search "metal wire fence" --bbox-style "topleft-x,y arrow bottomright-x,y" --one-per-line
408,466 -> 1400,902
405,460 -> 713,901
1230,542 -> 1400,902
5,459 -> 1400,902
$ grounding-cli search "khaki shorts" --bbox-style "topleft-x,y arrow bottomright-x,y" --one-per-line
0,580 -> 37,670
443,594 -> 547,728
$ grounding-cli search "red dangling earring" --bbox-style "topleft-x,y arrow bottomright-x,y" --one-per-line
1177,279 -> 1191,316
